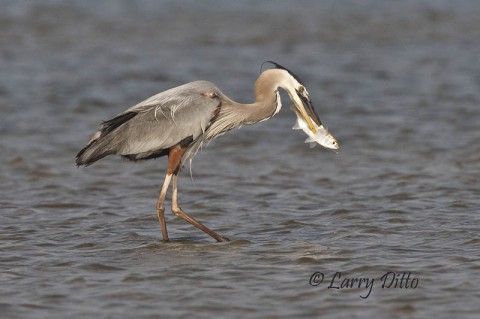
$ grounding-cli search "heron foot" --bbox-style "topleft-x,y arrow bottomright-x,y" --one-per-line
217,235 -> 231,242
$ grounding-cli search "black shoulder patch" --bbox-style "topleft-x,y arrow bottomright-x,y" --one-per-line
121,136 -> 194,162
122,148 -> 169,161
178,135 -> 194,147
101,111 -> 138,136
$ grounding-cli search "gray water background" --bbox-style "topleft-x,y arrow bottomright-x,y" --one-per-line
1,0 -> 479,318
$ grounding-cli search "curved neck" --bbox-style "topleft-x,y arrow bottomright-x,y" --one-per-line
206,69 -> 288,140
239,69 -> 284,124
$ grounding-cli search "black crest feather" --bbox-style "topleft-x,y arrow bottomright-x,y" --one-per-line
261,61 -> 305,85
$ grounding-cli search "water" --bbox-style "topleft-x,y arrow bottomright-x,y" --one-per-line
1,1 -> 479,318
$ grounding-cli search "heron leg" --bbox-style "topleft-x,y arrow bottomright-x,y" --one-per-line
155,145 -> 187,242
156,173 -> 172,241
172,174 -> 230,242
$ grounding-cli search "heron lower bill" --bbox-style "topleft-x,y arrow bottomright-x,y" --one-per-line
76,62 -> 339,242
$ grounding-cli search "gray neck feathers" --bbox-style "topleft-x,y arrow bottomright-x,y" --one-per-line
206,71 -> 280,139
183,70 -> 281,165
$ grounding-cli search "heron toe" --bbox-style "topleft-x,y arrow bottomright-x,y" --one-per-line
217,235 -> 230,242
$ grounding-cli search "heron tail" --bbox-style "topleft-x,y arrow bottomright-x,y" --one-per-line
76,134 -> 115,166
76,111 -> 138,166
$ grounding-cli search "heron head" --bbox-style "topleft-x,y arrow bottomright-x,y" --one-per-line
265,62 -> 339,150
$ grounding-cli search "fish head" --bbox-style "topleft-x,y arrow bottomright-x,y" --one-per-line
316,125 -> 339,150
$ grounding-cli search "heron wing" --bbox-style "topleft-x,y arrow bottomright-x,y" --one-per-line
106,81 -> 221,160
76,81 -> 221,165
124,81 -> 213,115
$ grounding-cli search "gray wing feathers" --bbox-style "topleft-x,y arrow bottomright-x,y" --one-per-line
125,81 -> 214,114
117,96 -> 218,158
77,81 -> 220,165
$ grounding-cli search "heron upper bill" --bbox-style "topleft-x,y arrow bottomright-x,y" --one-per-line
294,100 -> 318,134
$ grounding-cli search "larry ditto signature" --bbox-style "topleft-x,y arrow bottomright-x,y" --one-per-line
309,271 -> 419,299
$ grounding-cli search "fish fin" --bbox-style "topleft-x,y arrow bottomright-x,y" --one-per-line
305,136 -> 315,143
309,142 -> 316,148
292,118 -> 302,130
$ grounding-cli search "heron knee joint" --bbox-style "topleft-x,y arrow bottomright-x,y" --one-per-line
156,202 -> 165,212
172,207 -> 183,217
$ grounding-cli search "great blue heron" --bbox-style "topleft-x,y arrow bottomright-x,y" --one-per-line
76,62 -> 339,242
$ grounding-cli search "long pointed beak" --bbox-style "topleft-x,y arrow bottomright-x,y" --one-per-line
293,90 -> 322,134
289,88 -> 339,151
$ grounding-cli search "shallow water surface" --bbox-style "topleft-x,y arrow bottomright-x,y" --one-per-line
1,1 -> 479,318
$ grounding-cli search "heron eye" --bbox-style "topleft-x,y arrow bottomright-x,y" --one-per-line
299,86 -> 305,93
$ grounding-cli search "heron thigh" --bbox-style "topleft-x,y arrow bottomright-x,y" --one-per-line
167,145 -> 186,175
